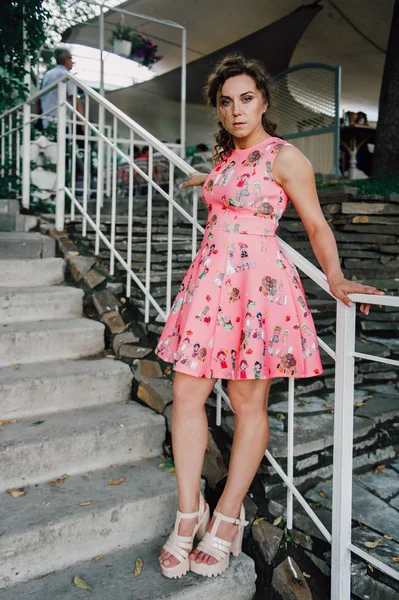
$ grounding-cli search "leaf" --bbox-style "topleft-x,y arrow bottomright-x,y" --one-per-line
253,517 -> 265,526
391,557 -> 399,563
50,474 -> 69,486
354,402 -> 366,408
323,403 -> 332,409
120,297 -> 126,304
364,539 -> 382,549
80,501 -> 95,507
302,572 -> 311,578
158,463 -> 165,468
276,413 -> 286,421
273,515 -> 283,526
108,477 -> 125,485
384,535 -> 393,540
92,556 -> 103,563
374,464 -> 386,474
0,419 -> 18,426
367,563 -> 374,572
168,467 -> 176,475
7,488 -> 25,498
105,354 -> 116,359
10,364 -> 21,370
319,490 -> 327,499
134,557 -> 143,576
73,576 -> 92,590
31,420 -> 45,426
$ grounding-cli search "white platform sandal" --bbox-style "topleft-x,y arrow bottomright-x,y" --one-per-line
190,504 -> 249,577
160,492 -> 210,579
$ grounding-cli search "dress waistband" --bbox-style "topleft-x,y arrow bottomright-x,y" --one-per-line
209,225 -> 277,237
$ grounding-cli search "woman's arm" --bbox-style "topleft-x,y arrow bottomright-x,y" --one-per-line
273,145 -> 384,314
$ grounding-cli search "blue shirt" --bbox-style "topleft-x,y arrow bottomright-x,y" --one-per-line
40,65 -> 76,127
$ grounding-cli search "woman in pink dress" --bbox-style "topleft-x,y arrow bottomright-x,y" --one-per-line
157,55 -> 382,579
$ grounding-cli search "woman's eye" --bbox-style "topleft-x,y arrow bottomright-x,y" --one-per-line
221,99 -> 230,106
243,96 -> 252,102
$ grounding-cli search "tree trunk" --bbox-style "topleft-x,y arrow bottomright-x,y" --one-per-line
373,0 -> 399,177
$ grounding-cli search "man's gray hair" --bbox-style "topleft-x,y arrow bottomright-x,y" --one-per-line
54,48 -> 72,65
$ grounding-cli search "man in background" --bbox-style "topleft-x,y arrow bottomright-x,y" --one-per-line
38,48 -> 84,128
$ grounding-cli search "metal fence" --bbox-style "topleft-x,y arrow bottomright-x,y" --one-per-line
271,62 -> 341,176
0,72 -> 398,599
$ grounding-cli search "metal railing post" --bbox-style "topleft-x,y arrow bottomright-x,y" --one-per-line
95,104 -> 105,254
287,377 -> 295,530
331,300 -> 356,600
56,81 -> 67,231
22,103 -> 31,209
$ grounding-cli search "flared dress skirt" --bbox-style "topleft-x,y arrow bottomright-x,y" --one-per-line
156,137 -> 323,380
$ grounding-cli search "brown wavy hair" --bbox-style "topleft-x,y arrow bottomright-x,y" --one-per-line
204,54 -> 277,165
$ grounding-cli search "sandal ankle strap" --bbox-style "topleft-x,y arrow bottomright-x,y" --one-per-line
213,508 -> 249,528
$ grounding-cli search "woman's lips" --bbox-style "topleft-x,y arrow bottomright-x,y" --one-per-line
233,122 -> 246,128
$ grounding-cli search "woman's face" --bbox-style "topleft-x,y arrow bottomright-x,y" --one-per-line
217,74 -> 267,143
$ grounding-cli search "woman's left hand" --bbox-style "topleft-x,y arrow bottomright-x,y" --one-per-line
327,274 -> 384,315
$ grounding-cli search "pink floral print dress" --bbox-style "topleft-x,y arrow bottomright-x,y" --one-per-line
156,137 -> 323,380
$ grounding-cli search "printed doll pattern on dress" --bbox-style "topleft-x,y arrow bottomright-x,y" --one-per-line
156,137 -> 323,380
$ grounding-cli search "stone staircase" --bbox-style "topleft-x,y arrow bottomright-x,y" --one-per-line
0,227 -> 256,598
0,199 -> 38,233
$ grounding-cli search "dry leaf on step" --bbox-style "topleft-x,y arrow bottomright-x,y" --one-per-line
168,467 -> 176,475
10,364 -> 20,370
253,517 -> 265,526
108,477 -> 125,485
92,556 -> 103,563
105,354 -> 116,359
134,557 -> 143,576
73,576 -> 92,590
303,572 -> 311,578
354,402 -> 366,408
50,474 -> 69,486
364,539 -> 382,549
374,465 -> 386,474
80,501 -> 95,507
0,419 -> 18,426
391,557 -> 399,563
7,488 -> 25,498
319,490 -> 327,499
384,535 -> 393,540
273,515 -> 283,526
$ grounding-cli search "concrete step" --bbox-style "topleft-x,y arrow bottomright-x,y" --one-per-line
0,258 -> 65,287
0,458 -> 176,589
0,318 -> 105,367
0,232 -> 55,258
0,401 -> 165,492
0,358 -> 132,420
0,536 -> 256,598
0,286 -> 83,324
0,213 -> 38,232
0,199 -> 19,215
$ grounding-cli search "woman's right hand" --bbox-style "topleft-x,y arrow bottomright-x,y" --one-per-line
179,171 -> 208,189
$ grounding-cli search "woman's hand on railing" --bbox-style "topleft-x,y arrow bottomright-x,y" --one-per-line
179,171 -> 208,189
327,274 -> 384,315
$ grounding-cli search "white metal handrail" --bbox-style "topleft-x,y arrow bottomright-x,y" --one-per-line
1,73 -> 399,600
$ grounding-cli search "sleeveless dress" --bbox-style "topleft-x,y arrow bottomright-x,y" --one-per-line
155,137 -> 323,380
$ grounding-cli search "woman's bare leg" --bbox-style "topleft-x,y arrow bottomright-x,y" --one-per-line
191,378 -> 272,565
159,371 -> 216,569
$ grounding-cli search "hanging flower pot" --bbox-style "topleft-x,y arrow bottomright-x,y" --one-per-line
110,23 -> 134,57
113,39 -> 132,57
129,33 -> 162,68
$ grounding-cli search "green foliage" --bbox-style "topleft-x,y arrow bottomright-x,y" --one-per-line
0,0 -> 49,114
316,175 -> 399,197
109,23 -> 135,43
